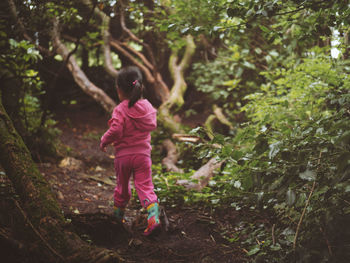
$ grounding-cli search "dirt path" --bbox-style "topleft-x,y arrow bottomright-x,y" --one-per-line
38,108 -> 246,262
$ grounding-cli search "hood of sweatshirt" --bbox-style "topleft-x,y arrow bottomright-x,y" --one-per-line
120,99 -> 157,131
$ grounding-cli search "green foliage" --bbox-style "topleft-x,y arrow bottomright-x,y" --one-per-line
153,0 -> 227,38
212,53 -> 349,262
189,48 -> 258,111
155,51 -> 350,262
1,37 -> 60,158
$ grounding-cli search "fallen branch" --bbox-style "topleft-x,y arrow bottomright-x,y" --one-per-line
172,134 -> 201,143
177,158 -> 224,191
162,139 -> 183,173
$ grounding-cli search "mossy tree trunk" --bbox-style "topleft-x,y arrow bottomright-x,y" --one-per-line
0,94 -> 121,262
158,35 -> 196,134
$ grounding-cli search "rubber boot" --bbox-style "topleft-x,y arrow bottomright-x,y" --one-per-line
144,202 -> 161,236
113,206 -> 125,223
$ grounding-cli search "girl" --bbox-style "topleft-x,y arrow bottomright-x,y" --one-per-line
100,66 -> 160,236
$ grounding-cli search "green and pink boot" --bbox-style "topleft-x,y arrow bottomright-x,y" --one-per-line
113,206 -> 125,223
144,202 -> 161,236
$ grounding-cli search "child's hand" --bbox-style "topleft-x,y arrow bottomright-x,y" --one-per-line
99,143 -> 107,152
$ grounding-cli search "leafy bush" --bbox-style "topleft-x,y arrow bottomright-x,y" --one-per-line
188,48 -> 260,112
211,52 -> 350,262
1,38 -> 60,159
155,52 -> 350,262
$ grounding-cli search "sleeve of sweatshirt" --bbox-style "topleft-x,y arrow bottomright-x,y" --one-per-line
100,108 -> 124,148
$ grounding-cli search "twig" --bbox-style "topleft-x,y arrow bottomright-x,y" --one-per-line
293,151 -> 322,249
272,224 -> 276,246
13,199 -> 65,262
0,227 -> 24,250
338,197 -> 350,206
161,206 -> 170,232
320,226 -> 332,256
292,181 -> 316,249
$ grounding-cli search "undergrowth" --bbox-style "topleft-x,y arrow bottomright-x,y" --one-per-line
152,52 -> 350,263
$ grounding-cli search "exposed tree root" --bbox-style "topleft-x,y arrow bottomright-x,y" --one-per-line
162,139 -> 183,173
177,158 -> 224,190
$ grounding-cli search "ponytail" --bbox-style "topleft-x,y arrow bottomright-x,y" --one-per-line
128,79 -> 142,108
116,66 -> 143,108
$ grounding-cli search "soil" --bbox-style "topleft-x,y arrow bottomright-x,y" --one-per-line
36,107 -> 247,263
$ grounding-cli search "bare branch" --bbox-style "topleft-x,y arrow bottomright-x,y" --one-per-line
62,34 -> 100,47
52,19 -> 116,113
158,35 -> 196,133
80,0 -> 119,78
80,0 -> 169,103
110,38 -> 154,82
179,35 -> 196,70
101,14 -> 119,78
119,0 -> 156,66
120,41 -> 154,70
167,35 -> 196,109
213,104 -> 234,130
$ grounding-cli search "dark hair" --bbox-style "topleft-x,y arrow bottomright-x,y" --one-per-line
116,66 -> 143,108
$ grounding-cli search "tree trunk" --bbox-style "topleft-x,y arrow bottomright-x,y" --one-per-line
158,35 -> 196,134
0,93 -> 122,262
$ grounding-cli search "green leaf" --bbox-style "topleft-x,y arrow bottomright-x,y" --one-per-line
247,245 -> 260,256
243,61 -> 256,70
9,38 -> 17,47
299,169 -> 316,181
254,134 -> 269,155
270,243 -> 282,251
259,25 -> 270,33
54,54 -> 63,61
269,141 -> 281,159
221,145 -> 233,157
269,50 -> 279,57
336,152 -> 350,174
286,189 -> 296,206
232,150 -> 243,161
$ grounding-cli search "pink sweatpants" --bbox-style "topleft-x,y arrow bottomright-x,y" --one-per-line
113,154 -> 158,208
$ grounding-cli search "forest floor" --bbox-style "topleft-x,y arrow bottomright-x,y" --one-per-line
36,107 -> 248,263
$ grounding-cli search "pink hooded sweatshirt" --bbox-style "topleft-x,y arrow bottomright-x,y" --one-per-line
100,99 -> 157,157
